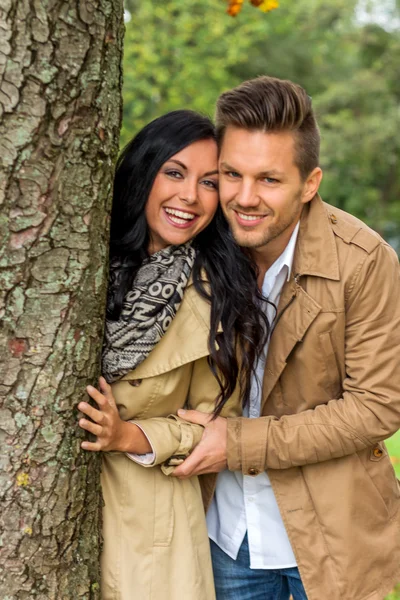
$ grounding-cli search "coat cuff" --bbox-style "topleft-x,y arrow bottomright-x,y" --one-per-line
227,417 -> 268,476
125,422 -> 156,466
131,415 -> 204,469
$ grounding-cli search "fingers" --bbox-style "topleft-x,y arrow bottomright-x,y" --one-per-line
177,409 -> 212,426
98,376 -> 118,409
86,382 -> 117,412
81,440 -> 102,452
173,449 -> 203,478
78,379 -> 121,453
78,401 -> 104,424
86,385 -> 107,407
79,418 -> 103,437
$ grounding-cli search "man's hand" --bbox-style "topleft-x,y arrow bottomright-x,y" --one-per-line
78,376 -> 151,453
172,409 -> 228,478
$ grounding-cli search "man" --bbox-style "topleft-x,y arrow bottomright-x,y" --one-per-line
173,76 -> 400,600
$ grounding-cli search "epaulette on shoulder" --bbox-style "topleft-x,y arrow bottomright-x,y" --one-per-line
348,228 -> 381,254
326,206 -> 382,255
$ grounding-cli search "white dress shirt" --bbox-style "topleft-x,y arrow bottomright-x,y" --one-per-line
207,221 -> 300,569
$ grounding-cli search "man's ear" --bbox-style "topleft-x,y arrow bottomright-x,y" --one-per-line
301,167 -> 323,204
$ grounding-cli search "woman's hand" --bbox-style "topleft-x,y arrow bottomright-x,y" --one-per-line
78,376 -> 151,454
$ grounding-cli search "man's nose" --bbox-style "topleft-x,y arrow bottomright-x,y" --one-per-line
235,182 -> 259,208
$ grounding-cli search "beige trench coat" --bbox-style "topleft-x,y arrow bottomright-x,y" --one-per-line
216,196 -> 400,600
100,282 -> 241,600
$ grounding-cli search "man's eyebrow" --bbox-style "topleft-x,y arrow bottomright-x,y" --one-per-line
258,169 -> 284,178
220,162 -> 237,171
220,162 -> 284,178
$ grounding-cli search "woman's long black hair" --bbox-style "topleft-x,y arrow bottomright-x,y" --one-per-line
108,110 -> 269,415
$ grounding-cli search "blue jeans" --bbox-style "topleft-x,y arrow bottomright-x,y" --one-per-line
210,535 -> 308,600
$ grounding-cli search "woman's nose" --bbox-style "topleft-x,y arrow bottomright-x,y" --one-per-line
179,181 -> 198,204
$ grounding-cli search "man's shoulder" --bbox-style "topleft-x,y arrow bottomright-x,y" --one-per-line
322,200 -> 385,255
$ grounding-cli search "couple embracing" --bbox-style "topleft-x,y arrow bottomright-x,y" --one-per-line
78,76 -> 400,600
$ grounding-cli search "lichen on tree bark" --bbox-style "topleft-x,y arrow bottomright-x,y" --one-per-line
0,0 -> 124,597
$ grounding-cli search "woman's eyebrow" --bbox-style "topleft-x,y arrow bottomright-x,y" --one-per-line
167,159 -> 187,170
167,160 -> 218,178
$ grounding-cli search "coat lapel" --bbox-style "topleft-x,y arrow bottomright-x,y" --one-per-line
261,280 -> 322,410
261,196 -> 340,412
121,282 -> 211,380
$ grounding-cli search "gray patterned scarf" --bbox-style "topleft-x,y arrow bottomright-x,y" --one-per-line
102,243 -> 196,383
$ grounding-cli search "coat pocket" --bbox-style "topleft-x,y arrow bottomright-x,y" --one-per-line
318,331 -> 342,398
357,444 -> 400,519
153,468 -> 175,546
367,443 -> 400,518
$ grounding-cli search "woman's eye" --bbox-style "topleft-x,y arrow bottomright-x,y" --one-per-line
202,179 -> 218,190
165,170 -> 183,179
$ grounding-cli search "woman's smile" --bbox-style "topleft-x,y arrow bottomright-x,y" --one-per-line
163,206 -> 199,228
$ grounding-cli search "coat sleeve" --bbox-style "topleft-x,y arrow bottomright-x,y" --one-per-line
128,357 -> 240,474
227,242 -> 400,475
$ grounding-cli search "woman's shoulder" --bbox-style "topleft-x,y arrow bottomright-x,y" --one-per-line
182,276 -> 211,331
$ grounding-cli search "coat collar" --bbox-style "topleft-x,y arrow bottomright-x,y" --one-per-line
293,194 -> 340,281
121,283 -> 211,380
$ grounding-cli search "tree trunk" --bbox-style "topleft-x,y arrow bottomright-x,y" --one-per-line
0,1 -> 124,598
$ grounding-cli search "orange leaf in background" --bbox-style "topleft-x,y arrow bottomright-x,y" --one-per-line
227,0 -> 244,16
250,0 -> 263,5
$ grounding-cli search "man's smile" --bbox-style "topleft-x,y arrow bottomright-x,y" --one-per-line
233,209 -> 269,227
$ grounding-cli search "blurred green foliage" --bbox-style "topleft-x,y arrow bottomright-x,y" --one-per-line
122,0 -> 400,246
387,583 -> 400,600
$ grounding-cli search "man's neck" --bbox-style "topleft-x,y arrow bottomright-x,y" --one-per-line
251,220 -> 300,288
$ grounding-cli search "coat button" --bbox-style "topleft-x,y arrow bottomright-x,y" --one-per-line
128,379 -> 142,387
373,446 -> 383,458
330,213 -> 338,224
247,467 -> 260,476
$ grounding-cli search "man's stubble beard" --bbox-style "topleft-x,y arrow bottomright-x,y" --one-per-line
226,197 -> 303,250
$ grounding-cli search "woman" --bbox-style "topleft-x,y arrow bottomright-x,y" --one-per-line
78,110 -> 268,600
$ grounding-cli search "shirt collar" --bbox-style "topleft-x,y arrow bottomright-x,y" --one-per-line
264,220 -> 300,283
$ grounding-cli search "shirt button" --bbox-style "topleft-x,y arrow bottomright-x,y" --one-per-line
247,467 -> 260,476
128,379 -> 142,387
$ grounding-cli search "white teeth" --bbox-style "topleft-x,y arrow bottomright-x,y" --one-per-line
165,208 -> 196,220
238,213 -> 264,221
168,216 -> 188,225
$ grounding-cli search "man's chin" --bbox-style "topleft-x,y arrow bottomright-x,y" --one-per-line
230,229 -> 267,249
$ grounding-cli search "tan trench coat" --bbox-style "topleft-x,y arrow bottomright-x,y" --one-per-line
100,282 -> 241,600
217,196 -> 400,600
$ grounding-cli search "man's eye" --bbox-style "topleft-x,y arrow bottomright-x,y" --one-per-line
264,177 -> 278,184
225,171 -> 241,179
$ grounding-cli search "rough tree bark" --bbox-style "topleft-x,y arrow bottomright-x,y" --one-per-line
0,1 -> 124,598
